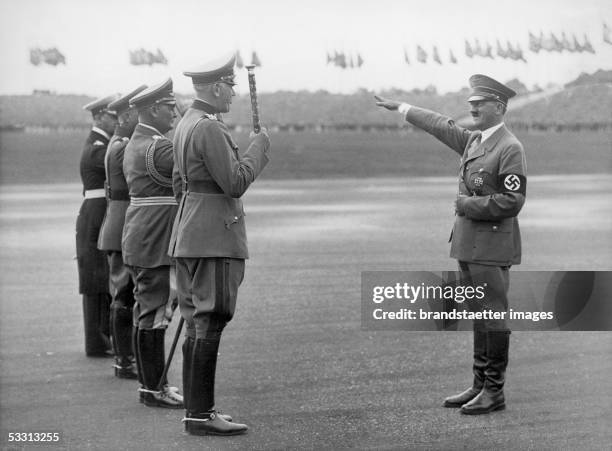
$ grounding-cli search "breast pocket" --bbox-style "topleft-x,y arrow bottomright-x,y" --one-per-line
472,220 -> 514,263
467,167 -> 497,196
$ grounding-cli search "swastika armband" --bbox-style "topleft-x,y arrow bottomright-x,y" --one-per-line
498,173 -> 526,195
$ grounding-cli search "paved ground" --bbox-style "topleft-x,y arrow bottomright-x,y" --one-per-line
1,175 -> 611,450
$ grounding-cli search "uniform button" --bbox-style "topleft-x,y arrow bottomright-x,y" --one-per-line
234,216 -> 239,220
479,168 -> 484,172
492,225 -> 498,231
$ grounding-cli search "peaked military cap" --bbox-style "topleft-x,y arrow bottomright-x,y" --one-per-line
108,84 -> 148,115
83,94 -> 119,116
183,52 -> 236,85
129,78 -> 175,109
468,74 -> 516,106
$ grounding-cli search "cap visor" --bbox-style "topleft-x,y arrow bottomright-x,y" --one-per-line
468,95 -> 490,102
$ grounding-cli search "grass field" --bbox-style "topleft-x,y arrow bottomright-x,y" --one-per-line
1,176 -> 611,450
1,129 -> 611,185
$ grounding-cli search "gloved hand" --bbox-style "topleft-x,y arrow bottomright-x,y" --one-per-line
249,127 -> 269,140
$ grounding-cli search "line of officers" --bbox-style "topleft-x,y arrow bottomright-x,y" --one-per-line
76,52 -> 270,436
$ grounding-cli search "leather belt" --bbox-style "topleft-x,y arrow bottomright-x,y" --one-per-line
130,196 -> 177,206
84,189 -> 106,199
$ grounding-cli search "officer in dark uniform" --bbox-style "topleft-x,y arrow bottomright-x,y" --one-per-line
169,52 -> 270,435
98,85 -> 147,378
375,74 -> 526,415
122,79 -> 183,408
77,95 -> 118,357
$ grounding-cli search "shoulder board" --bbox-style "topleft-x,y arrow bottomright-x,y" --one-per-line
204,113 -> 217,121
151,135 -> 172,147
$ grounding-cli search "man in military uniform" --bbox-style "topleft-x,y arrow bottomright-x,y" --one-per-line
98,85 -> 147,379
77,95 -> 118,357
375,74 -> 526,415
169,53 -> 270,435
122,79 -> 183,408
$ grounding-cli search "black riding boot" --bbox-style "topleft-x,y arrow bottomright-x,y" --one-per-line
461,330 -> 510,415
183,339 -> 245,436
111,304 -> 137,379
444,328 -> 487,407
137,329 -> 183,409
182,336 -> 195,413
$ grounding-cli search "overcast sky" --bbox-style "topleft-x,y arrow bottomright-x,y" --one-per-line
1,0 -> 611,96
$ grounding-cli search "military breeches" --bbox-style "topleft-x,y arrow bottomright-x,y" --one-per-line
458,261 -> 510,331
128,265 -> 177,330
107,251 -> 134,309
175,257 -> 245,340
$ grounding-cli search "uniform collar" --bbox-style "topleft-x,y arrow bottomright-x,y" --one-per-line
192,98 -> 218,115
114,123 -> 134,138
480,122 -> 504,143
137,122 -> 165,136
92,126 -> 110,140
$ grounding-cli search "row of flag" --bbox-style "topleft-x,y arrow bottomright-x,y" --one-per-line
129,48 -> 167,66
401,25 -> 610,65
328,22 -> 612,67
528,32 -> 595,54
326,51 -> 365,69
30,47 -> 66,66
29,47 -> 264,68
27,23 -> 612,69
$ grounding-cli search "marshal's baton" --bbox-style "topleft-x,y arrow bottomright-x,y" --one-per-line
245,64 -> 261,133
156,316 -> 184,391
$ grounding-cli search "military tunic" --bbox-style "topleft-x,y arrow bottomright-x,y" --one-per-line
99,125 -> 132,251
404,106 -> 526,266
77,127 -> 111,293
169,100 -> 270,338
98,125 -> 136,359
122,123 -> 178,329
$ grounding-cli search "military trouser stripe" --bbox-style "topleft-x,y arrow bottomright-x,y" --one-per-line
215,259 -> 229,316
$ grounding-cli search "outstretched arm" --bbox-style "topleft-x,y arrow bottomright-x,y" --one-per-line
374,95 -> 470,155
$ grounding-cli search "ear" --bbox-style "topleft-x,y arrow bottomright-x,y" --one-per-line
212,83 -> 221,97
